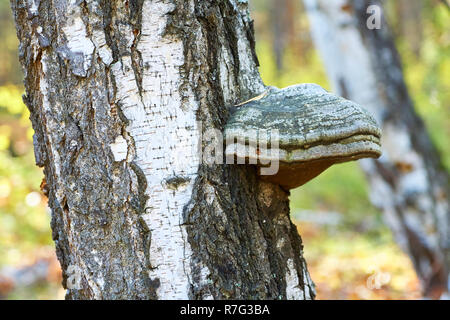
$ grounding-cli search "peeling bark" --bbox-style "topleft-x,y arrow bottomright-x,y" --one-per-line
11,0 -> 314,299
304,0 -> 449,298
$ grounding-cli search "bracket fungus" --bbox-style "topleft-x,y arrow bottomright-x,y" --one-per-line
224,84 -> 382,190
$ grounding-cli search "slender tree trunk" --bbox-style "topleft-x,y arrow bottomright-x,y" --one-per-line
270,0 -> 296,71
304,0 -> 449,298
11,0 -> 315,299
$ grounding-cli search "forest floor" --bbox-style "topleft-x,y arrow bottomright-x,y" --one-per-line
0,218 -> 421,300
294,219 -> 421,300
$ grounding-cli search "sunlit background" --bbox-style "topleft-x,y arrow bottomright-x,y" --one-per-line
0,0 -> 448,299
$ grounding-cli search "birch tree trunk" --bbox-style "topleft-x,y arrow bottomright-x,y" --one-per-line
11,0 -> 315,300
304,0 -> 449,298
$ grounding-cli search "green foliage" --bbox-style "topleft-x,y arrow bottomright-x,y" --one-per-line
0,85 -> 27,115
257,41 -> 329,89
0,86 -> 51,268
399,4 -> 450,170
289,162 -> 380,225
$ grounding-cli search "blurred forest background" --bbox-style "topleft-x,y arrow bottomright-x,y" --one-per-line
0,0 -> 448,299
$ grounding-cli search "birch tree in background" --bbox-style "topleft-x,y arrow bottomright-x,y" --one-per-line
11,0 -> 314,299
304,0 -> 449,298
270,0 -> 296,71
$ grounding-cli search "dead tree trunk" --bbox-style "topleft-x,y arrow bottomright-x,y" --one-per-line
304,0 -> 449,298
11,0 -> 315,299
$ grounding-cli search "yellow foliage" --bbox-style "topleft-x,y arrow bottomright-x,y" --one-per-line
0,85 -> 26,115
